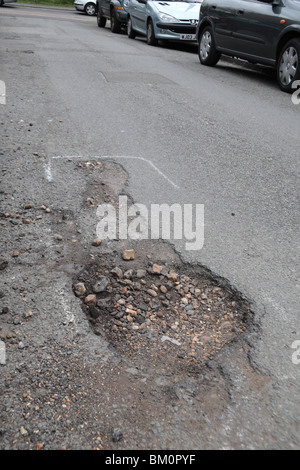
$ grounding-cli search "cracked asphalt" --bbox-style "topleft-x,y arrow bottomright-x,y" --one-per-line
0,3 -> 299,450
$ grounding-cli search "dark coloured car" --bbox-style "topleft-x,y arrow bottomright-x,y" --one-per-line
196,0 -> 300,92
97,0 -> 129,33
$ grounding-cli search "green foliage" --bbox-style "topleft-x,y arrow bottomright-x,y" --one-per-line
18,0 -> 74,6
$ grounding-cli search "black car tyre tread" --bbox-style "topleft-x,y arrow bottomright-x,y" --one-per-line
97,9 -> 106,27
127,16 -> 136,39
85,2 -> 96,15
147,19 -> 158,46
277,38 -> 300,93
198,26 -> 220,66
111,8 -> 122,34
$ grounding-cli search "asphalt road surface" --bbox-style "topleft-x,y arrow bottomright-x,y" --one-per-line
0,3 -> 299,450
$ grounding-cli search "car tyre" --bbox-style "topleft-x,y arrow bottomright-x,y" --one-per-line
277,38 -> 300,93
147,19 -> 158,46
85,2 -> 96,15
111,8 -> 121,34
127,16 -> 136,39
198,26 -> 220,66
97,9 -> 106,27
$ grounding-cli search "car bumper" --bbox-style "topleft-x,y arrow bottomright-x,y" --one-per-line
74,2 -> 85,11
154,22 -> 197,41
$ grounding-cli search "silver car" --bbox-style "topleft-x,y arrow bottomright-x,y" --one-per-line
127,0 -> 203,45
74,0 -> 97,15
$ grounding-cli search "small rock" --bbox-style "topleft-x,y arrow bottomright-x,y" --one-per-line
167,270 -> 178,282
152,264 -> 162,274
136,269 -> 146,278
92,238 -> 102,247
74,282 -> 86,297
124,269 -> 133,279
93,276 -> 109,293
112,429 -> 123,442
123,249 -> 135,260
85,294 -> 97,306
20,426 -> 28,436
147,289 -> 157,297
160,285 -> 168,294
33,443 -> 44,451
89,304 -> 100,319
111,267 -> 123,279
12,251 -> 20,257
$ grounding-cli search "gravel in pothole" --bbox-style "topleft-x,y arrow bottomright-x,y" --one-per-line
73,255 -> 249,369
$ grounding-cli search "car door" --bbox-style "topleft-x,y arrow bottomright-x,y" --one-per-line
100,0 -> 111,16
231,0 -> 284,62
130,0 -> 147,34
208,0 -> 238,51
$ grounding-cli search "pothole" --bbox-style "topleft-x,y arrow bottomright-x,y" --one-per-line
73,246 -> 252,376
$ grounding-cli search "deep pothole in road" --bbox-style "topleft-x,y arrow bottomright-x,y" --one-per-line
72,244 -> 253,376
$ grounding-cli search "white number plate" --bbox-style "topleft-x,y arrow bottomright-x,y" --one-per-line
180,34 -> 196,40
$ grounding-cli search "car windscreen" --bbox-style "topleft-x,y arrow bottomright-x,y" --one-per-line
152,0 -> 203,3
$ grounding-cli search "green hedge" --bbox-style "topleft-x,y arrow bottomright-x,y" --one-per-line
18,0 -> 74,6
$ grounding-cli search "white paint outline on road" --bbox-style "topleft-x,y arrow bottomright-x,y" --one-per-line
51,155 -> 180,189
44,161 -> 53,182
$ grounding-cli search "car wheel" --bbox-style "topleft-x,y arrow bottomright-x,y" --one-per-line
127,16 -> 136,39
97,9 -> 106,27
198,26 -> 220,66
147,19 -> 158,46
110,8 -> 121,34
85,2 -> 96,15
277,38 -> 300,93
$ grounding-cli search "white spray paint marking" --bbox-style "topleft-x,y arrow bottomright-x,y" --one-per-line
0,81 -> 6,105
52,155 -> 179,189
44,161 -> 53,182
0,340 -> 6,365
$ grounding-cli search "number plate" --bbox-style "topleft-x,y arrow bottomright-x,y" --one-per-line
180,34 -> 196,40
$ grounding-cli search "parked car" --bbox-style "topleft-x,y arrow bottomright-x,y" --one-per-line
96,0 -> 129,33
74,0 -> 97,16
127,0 -> 203,46
197,0 -> 300,93
0,0 -> 17,5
